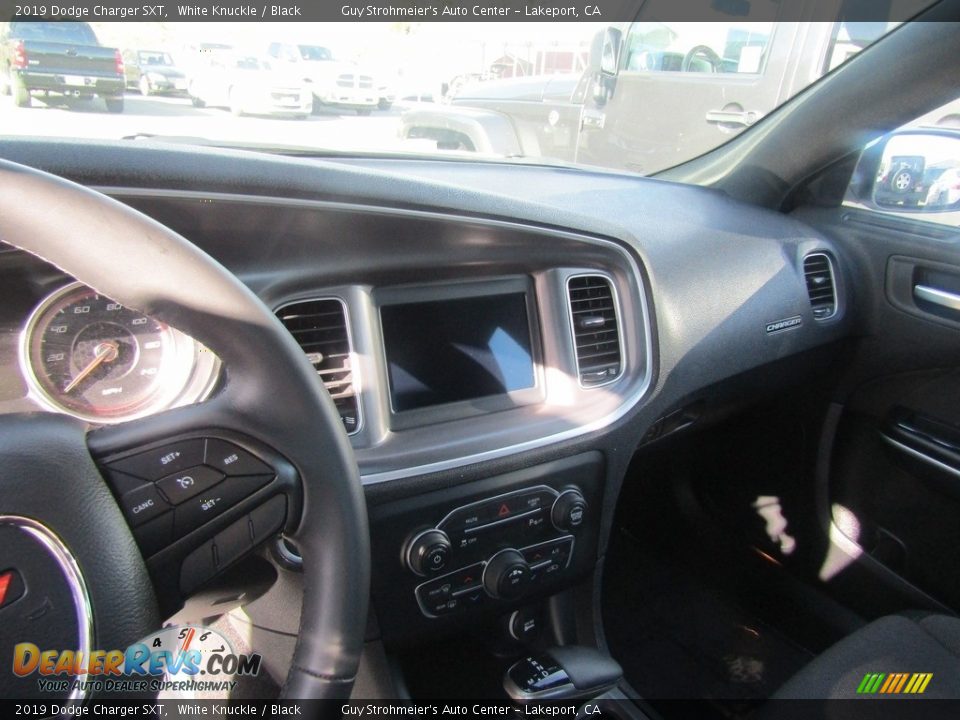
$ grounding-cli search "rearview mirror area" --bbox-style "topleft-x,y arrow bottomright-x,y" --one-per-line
873,131 -> 960,213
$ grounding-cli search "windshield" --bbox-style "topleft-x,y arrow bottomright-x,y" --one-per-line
0,19 -> 916,174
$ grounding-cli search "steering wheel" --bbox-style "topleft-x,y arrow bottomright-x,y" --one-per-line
0,159 -> 369,702
681,45 -> 723,73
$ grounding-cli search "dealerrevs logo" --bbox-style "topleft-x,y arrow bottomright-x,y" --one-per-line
13,625 -> 262,694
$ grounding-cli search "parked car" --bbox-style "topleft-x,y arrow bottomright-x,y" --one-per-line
401,20 -> 902,174
0,21 -> 125,113
122,49 -> 188,97
188,53 -> 312,119
265,41 -> 379,115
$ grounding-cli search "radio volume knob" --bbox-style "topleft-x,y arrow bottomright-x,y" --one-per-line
483,549 -> 530,600
551,489 -> 587,531
405,529 -> 452,576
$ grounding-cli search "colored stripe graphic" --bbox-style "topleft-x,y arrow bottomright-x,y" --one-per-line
857,672 -> 932,694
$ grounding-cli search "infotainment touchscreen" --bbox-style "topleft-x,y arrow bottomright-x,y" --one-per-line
381,292 -> 535,412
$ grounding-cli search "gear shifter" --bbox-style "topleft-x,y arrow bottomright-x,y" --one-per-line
503,646 -> 622,701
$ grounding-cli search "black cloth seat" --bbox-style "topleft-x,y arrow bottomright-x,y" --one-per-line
773,614 -> 960,699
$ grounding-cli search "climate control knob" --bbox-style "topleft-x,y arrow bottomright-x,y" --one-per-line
551,489 -> 587,531
405,529 -> 452,576
483,549 -> 531,600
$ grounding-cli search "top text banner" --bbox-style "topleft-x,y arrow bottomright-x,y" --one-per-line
0,0 -> 941,22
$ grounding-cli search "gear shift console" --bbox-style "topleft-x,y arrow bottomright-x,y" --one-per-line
503,646 -> 622,701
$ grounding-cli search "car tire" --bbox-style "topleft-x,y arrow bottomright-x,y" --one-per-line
378,99 -> 392,111
891,168 -> 914,193
139,76 -> 152,97
356,108 -> 372,116
104,95 -> 124,114
12,75 -> 30,107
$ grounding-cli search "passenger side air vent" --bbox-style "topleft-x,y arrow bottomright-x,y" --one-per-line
803,253 -> 837,320
567,275 -> 623,387
275,298 -> 360,434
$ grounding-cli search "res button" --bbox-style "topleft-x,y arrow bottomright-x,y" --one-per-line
204,439 -> 273,477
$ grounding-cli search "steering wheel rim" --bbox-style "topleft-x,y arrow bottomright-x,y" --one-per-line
0,158 -> 370,701
681,45 -> 723,72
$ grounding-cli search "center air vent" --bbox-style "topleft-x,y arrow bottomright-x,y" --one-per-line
567,275 -> 623,387
276,298 -> 360,434
803,253 -> 837,320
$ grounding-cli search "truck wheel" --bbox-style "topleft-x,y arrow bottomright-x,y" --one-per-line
12,76 -> 30,107
356,108 -> 372,116
104,95 -> 125,113
139,76 -> 152,97
378,99 -> 392,111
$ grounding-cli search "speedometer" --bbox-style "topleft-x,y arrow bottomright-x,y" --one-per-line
20,282 -> 219,423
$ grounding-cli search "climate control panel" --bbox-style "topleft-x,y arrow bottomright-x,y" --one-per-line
369,452 -> 603,639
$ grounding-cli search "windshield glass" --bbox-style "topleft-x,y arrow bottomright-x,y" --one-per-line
0,19 -> 916,174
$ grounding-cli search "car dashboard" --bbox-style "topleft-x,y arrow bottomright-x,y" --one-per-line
0,137 -> 850,646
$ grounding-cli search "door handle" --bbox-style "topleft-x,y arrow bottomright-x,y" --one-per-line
705,109 -> 761,127
914,284 -> 960,312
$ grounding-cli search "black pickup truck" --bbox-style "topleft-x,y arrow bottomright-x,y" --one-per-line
1,21 -> 125,113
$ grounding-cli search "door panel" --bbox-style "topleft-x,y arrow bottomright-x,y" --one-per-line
796,205 -> 960,611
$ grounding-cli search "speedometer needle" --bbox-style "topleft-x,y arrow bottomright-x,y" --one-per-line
63,341 -> 120,394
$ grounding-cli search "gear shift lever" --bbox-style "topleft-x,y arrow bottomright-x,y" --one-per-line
503,646 -> 622,701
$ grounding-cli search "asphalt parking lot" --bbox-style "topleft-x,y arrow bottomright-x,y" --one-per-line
0,92 -> 411,153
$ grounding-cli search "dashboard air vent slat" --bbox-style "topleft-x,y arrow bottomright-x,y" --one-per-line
276,298 -> 360,434
567,275 -> 623,387
803,253 -> 837,320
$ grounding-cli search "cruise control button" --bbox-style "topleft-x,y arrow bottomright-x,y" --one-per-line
119,484 -> 171,528
107,439 -> 205,481
173,474 -> 272,538
204,439 -> 273,477
157,465 -> 224,506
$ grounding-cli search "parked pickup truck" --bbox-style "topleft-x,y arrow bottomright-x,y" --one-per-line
400,16 -> 903,175
1,21 -> 125,113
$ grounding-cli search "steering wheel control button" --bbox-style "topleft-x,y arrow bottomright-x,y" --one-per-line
108,438 -> 206,481
249,495 -> 287,542
484,549 -> 531,600
173,473 -> 272,537
204,438 -> 273,477
180,539 -> 217,595
405,529 -> 453,576
119,483 -> 171,527
157,465 -> 224,505
213,515 -> 254,570
551,489 -> 587,531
